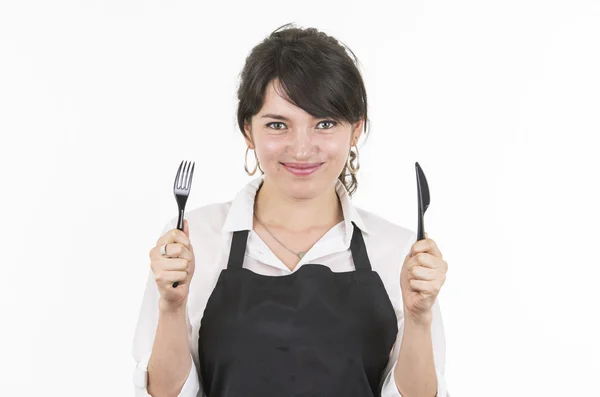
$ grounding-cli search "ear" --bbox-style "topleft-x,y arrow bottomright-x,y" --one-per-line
351,118 -> 364,145
243,122 -> 255,149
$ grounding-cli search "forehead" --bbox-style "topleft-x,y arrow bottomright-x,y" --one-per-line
259,80 -> 314,120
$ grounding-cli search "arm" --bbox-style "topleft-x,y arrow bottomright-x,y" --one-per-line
132,220 -> 201,397
380,299 -> 448,397
380,232 -> 449,397
393,309 -> 439,397
146,300 -> 196,397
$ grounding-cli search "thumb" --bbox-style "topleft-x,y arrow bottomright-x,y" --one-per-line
183,218 -> 189,237
183,219 -> 194,252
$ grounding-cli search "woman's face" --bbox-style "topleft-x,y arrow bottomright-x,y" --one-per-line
244,79 -> 363,200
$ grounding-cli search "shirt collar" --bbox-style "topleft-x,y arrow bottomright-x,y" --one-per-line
222,175 -> 370,245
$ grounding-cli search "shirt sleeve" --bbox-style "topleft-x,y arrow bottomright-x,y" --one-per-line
379,232 -> 450,397
131,219 -> 202,397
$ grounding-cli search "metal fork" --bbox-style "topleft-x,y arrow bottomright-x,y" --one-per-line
172,160 -> 195,288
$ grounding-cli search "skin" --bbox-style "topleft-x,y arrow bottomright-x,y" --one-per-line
243,77 -> 364,271
395,231 -> 448,397
147,219 -> 195,397
402,231 -> 448,324
243,78 -> 363,233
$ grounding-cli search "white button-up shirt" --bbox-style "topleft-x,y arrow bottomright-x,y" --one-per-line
132,175 -> 449,397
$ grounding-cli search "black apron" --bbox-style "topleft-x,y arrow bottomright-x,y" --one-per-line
198,221 -> 398,396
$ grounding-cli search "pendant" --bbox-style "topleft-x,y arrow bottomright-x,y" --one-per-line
298,252 -> 306,259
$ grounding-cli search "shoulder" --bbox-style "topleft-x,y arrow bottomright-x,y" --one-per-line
354,207 -> 416,299
353,206 -> 417,271
355,206 -> 416,246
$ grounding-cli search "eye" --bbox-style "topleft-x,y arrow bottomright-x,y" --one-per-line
265,120 -> 338,130
266,122 -> 286,130
317,120 -> 338,129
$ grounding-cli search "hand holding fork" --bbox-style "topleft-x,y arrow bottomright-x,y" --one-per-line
171,160 -> 195,287
148,160 -> 196,312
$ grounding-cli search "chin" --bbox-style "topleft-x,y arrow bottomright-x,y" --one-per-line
285,178 -> 332,199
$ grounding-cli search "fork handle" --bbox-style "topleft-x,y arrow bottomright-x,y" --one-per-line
176,209 -> 185,231
172,210 -> 185,288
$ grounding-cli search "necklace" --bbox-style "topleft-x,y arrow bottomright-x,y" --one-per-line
253,213 -> 307,259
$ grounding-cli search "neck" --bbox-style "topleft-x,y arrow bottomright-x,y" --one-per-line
253,177 -> 344,233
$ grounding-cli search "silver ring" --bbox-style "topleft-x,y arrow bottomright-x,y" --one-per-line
160,243 -> 168,257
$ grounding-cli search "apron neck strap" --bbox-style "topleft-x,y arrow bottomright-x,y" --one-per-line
349,221 -> 372,270
226,222 -> 371,271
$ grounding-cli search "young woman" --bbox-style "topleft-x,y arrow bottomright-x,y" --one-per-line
133,23 -> 449,397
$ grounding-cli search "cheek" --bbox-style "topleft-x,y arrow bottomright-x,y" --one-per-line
322,141 -> 348,163
258,141 -> 284,161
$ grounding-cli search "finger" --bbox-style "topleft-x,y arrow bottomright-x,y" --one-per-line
183,219 -> 189,238
409,265 -> 438,281
409,237 -> 443,259
185,219 -> 194,253
157,228 -> 190,248
407,253 -> 438,270
408,279 -> 436,294
164,243 -> 193,260
161,258 -> 191,272
154,270 -> 188,285
151,242 -> 192,260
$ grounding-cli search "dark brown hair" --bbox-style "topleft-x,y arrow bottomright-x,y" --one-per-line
236,23 -> 370,197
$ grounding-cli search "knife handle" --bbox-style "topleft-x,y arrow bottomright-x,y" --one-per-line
415,161 -> 429,241
417,203 -> 425,241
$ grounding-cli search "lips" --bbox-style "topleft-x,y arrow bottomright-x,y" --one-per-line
281,162 -> 323,176
281,163 -> 322,169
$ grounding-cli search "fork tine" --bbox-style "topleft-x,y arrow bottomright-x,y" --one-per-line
183,161 -> 190,189
180,160 -> 189,189
182,160 -> 190,189
186,162 -> 195,190
174,160 -> 184,190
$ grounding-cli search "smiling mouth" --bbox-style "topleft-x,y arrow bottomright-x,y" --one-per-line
280,162 -> 323,175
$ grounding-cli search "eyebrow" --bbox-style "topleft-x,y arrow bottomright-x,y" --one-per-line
260,113 -> 292,121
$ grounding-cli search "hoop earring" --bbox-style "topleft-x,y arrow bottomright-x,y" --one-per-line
347,145 -> 360,174
244,147 -> 259,176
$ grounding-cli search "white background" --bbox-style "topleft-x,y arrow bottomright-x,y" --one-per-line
1,1 -> 599,396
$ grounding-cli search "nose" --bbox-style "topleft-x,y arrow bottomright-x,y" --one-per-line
288,127 -> 315,157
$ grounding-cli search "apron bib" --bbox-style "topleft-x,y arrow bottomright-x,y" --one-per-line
198,222 -> 398,396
